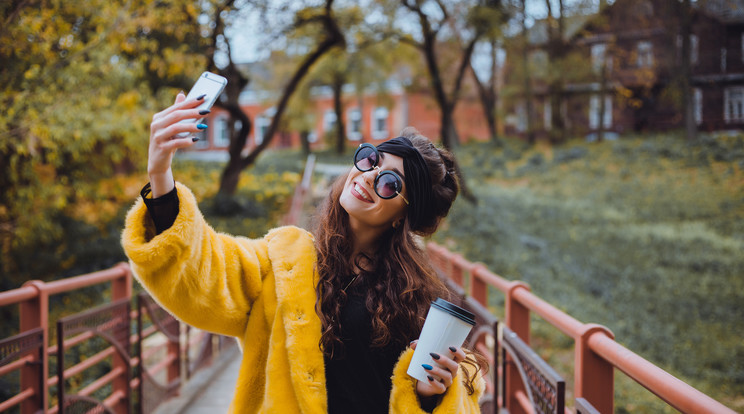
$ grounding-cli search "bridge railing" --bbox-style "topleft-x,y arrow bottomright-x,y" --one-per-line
426,242 -> 736,414
0,264 -> 231,414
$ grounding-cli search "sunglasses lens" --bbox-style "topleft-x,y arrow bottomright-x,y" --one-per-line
354,146 -> 377,171
376,173 -> 400,199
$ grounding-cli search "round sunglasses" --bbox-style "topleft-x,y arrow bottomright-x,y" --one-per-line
353,143 -> 409,205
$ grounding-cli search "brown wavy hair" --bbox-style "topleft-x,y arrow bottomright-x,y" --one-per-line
314,128 -> 460,358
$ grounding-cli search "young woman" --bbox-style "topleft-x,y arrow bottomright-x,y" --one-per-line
122,92 -> 484,413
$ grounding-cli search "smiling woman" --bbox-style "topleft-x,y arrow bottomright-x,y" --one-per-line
122,94 -> 486,414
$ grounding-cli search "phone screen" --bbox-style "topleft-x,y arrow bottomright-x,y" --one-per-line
176,72 -> 228,137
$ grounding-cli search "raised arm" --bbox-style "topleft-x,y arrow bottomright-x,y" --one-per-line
122,183 -> 268,338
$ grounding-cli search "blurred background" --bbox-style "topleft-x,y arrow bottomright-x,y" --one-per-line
1,0 -> 742,412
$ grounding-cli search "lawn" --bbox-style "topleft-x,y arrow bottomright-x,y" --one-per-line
431,133 -> 744,412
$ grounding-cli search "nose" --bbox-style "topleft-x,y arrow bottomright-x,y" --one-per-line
362,166 -> 381,185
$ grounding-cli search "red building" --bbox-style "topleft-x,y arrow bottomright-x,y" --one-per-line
188,80 -> 490,154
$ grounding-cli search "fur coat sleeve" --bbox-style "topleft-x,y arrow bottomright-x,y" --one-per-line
121,182 -> 270,337
390,348 -> 485,413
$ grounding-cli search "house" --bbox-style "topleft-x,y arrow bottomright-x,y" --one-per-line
503,0 -> 744,139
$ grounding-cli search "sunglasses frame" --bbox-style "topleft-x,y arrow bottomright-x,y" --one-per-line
353,143 -> 410,205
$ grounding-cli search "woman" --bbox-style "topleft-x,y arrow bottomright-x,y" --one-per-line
122,92 -> 485,413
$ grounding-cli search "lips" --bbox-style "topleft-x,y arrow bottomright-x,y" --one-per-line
352,181 -> 374,203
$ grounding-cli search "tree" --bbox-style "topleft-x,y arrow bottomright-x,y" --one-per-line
210,0 -> 345,197
0,0 -> 208,278
470,4 -> 509,145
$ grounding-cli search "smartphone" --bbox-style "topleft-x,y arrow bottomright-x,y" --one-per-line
176,71 -> 228,137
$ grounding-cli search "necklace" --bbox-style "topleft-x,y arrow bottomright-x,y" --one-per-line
343,274 -> 360,292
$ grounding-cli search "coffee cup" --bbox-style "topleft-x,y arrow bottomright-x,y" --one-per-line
407,298 -> 476,383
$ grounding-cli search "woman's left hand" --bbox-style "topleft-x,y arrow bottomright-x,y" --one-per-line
411,340 -> 467,397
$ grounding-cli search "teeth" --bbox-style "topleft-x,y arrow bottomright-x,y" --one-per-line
354,183 -> 371,201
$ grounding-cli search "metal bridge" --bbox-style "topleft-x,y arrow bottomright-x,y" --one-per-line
0,157 -> 736,413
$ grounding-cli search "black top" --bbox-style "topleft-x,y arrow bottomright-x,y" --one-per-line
324,282 -> 406,414
140,184 -> 416,413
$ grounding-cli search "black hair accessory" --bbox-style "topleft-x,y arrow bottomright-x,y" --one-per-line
376,137 -> 432,231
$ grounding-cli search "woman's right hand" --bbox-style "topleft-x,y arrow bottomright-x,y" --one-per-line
147,92 -> 209,197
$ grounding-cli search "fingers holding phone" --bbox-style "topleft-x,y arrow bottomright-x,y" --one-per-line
146,72 -> 228,197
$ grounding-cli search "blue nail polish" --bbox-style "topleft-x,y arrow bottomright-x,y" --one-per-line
197,124 -> 208,130
422,364 -> 433,370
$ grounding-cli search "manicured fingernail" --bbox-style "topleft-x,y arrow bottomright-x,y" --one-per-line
192,137 -> 200,142
422,364 -> 433,370
427,375 -> 434,382
429,352 -> 440,360
409,340 -> 416,345
178,90 -> 185,96
196,94 -> 206,100
197,124 -> 208,130
449,346 -> 457,353
199,109 -> 211,115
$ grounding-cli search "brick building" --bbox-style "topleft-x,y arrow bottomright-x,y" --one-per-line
188,78 -> 490,154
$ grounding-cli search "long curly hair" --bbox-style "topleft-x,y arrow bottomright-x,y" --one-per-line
314,128 -> 459,358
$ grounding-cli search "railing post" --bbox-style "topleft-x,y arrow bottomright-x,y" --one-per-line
471,265 -> 488,308
451,254 -> 464,287
575,324 -> 615,414
19,281 -> 48,414
504,281 -> 530,414
111,264 -> 132,414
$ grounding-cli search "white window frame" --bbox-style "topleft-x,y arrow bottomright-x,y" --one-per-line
323,109 -> 337,135
254,115 -> 271,146
589,94 -> 612,129
694,88 -> 702,125
372,107 -> 389,140
214,116 -> 230,148
591,43 -> 607,72
347,108 -> 362,141
637,41 -> 653,67
724,87 -> 744,123
516,102 -> 527,133
676,34 -> 699,65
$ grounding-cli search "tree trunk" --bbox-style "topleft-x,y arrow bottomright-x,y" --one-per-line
332,73 -> 346,154
521,0 -> 535,144
680,0 -> 697,142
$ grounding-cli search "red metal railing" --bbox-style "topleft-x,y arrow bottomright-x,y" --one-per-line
0,264 -> 228,414
426,242 -> 736,414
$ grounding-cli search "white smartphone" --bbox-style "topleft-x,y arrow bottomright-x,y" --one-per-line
176,71 -> 228,138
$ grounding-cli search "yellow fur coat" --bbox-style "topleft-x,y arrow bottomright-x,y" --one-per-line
122,183 -> 484,413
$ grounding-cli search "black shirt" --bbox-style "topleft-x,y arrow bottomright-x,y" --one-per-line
324,283 -> 406,414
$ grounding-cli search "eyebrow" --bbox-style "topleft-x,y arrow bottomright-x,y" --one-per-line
378,152 -> 406,180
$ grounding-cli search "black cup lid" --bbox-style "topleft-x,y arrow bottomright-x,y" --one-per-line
431,298 -> 476,326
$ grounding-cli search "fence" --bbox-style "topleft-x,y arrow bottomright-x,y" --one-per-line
0,264 -> 232,414
426,242 -> 736,414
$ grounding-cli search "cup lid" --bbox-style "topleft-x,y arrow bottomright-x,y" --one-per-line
431,298 -> 476,326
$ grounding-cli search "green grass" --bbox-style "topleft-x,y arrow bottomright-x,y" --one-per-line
432,133 -> 744,412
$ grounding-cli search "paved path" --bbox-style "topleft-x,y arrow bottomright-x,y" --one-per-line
182,353 -> 241,414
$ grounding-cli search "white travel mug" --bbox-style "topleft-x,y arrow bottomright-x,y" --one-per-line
407,298 -> 476,383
